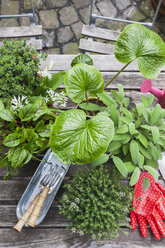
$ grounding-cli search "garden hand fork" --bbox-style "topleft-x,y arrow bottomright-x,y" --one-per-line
27,164 -> 65,227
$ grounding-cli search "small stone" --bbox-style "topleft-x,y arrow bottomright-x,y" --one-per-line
42,30 -> 55,48
106,21 -> 126,32
39,10 -> 59,29
24,0 -> 45,10
0,19 -> 18,27
63,42 -> 79,54
123,6 -> 137,19
60,7 -> 78,25
20,17 -> 31,26
43,48 -> 60,54
72,0 -> 90,9
79,7 -> 90,24
46,0 -> 67,8
140,0 -> 154,17
71,22 -> 83,39
1,0 -> 19,15
115,0 -> 131,10
96,1 -> 117,18
130,9 -> 146,21
58,26 -> 74,44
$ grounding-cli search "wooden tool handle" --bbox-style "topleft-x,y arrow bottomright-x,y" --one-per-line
13,194 -> 39,232
27,186 -> 50,227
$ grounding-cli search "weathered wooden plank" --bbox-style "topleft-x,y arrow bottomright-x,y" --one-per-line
79,39 -> 115,54
0,25 -> 42,38
41,54 -> 163,72
81,25 -> 120,41
0,227 -> 164,248
0,39 -> 42,50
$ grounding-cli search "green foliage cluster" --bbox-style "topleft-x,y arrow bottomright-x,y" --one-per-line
0,39 -> 46,102
59,165 -> 132,241
96,84 -> 165,186
0,97 -> 57,179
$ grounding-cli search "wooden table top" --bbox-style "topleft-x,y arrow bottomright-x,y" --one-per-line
0,55 -> 165,247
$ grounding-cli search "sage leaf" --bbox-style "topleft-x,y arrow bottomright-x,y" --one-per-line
50,109 -> 114,164
3,133 -> 21,147
0,109 -> 15,121
79,102 -> 101,111
97,91 -> 115,107
150,104 -> 161,125
91,154 -> 109,166
116,124 -> 128,134
137,133 -> 148,148
129,123 -> 138,135
113,156 -> 128,178
139,153 -> 144,169
115,23 -> 165,79
64,64 -> 104,103
71,54 -> 93,67
144,165 -> 158,181
130,167 -> 140,186
124,161 -> 136,173
109,105 -> 119,126
107,141 -> 122,152
151,126 -> 160,144
143,177 -> 150,191
122,143 -> 129,155
130,140 -> 139,165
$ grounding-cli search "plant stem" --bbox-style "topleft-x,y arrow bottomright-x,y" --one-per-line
85,92 -> 89,103
104,61 -> 132,89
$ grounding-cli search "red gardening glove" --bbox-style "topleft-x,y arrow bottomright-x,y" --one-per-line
130,172 -> 165,240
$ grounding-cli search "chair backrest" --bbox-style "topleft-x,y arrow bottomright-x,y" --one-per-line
79,24 -> 120,54
0,25 -> 43,50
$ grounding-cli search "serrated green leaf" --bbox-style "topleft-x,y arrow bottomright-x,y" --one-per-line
119,116 -> 132,125
113,133 -> 128,141
115,23 -> 165,79
138,142 -> 152,159
130,167 -> 140,186
150,142 -> 162,161
0,109 -> 15,121
113,156 -> 128,178
122,108 -> 133,121
135,117 -> 144,128
3,133 -> 21,147
140,124 -> 150,131
151,126 -> 160,144
122,136 -> 131,144
64,64 -> 104,103
97,91 -> 115,107
79,102 -> 101,111
130,140 -> 139,165
50,109 -> 114,164
142,96 -> 148,108
143,177 -> 150,191
136,104 -> 149,122
111,90 -> 121,103
144,165 -> 158,181
122,97 -> 130,107
90,154 -> 109,166
147,95 -> 154,107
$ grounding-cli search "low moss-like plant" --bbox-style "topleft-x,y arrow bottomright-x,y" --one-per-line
59,165 -> 132,241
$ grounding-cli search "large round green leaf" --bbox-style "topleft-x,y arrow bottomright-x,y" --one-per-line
50,109 -> 114,164
64,63 -> 104,103
115,23 -> 165,79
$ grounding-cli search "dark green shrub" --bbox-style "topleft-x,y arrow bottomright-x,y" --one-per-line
59,165 -> 132,241
0,39 -> 46,102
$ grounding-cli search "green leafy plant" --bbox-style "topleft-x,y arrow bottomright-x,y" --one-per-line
0,39 -> 47,102
95,84 -> 165,185
59,165 -> 132,241
0,97 -> 58,179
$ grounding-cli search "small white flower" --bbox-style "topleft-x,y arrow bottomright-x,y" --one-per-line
79,230 -> 84,236
71,227 -> 76,233
11,95 -> 29,112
